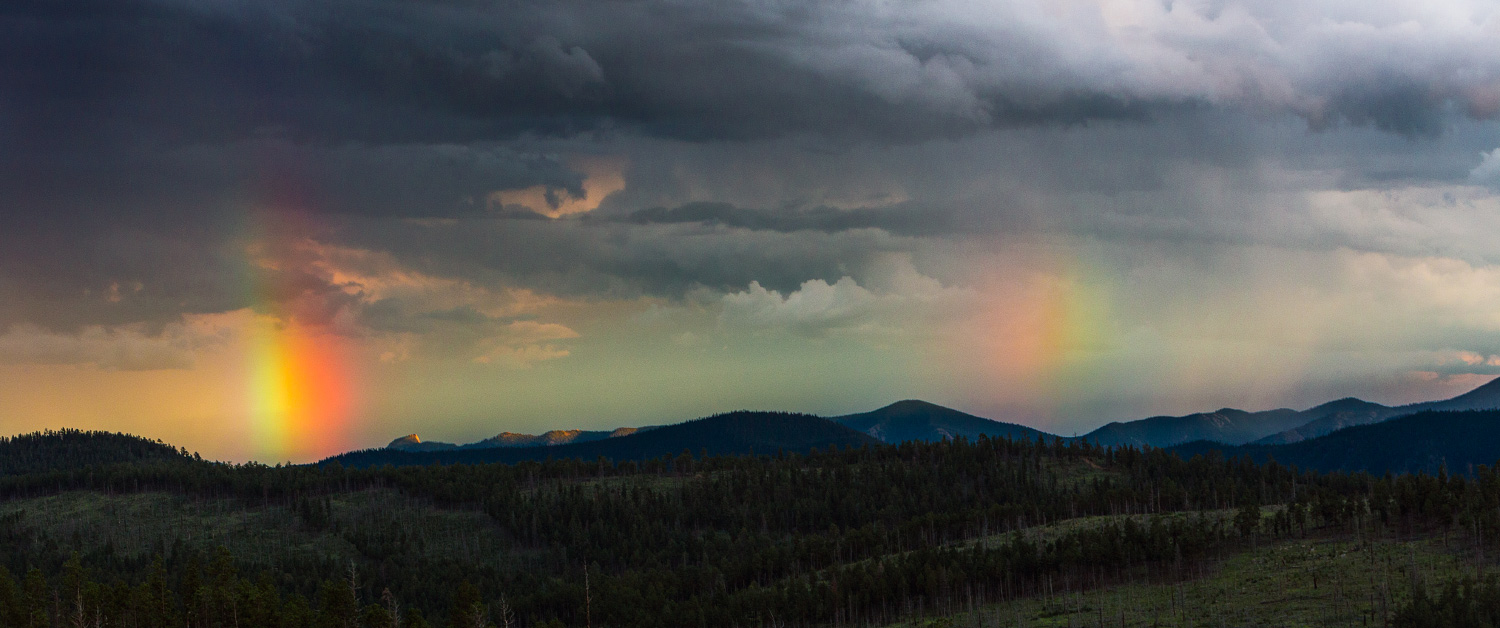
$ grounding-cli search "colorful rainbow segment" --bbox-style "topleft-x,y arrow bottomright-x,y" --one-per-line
977,245 -> 1114,408
243,209 -> 359,462
248,322 -> 357,461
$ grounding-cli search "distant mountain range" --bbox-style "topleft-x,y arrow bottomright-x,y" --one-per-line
330,411 -> 877,468
386,427 -> 647,452
357,376 -> 1500,473
1077,377 -> 1500,448
4,377 -> 1499,477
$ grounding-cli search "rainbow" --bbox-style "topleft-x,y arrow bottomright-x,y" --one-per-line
248,320 -> 357,462
242,207 -> 359,462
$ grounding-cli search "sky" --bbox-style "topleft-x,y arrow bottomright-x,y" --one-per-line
4,0 -> 1500,462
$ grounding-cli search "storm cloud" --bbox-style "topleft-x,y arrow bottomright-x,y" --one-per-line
6,0 -> 1500,457
6,0 -> 1500,151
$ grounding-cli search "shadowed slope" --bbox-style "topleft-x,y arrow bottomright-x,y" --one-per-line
1171,409 -> 1500,475
1252,398 -> 1395,445
1080,408 -> 1307,448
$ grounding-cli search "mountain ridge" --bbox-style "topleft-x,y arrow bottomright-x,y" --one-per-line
1170,409 -> 1500,475
831,399 -> 1048,444
387,427 -> 652,452
336,411 -> 877,468
1081,376 -> 1500,449
369,376 -> 1500,467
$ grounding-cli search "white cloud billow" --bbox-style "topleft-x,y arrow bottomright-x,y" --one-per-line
772,0 -> 1500,130
719,256 -> 978,337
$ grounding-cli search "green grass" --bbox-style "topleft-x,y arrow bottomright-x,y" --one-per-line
886,532 -> 1478,628
966,509 -> 1253,550
1047,456 -> 1121,489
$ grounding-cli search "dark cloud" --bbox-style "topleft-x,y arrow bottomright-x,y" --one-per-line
4,0 -> 1500,336
344,216 -> 916,301
0,224 -> 247,331
1317,81 -> 1447,138
601,202 -> 952,236
8,0 -> 1494,158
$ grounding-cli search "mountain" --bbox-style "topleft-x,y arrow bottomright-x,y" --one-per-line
372,377 -> 1500,461
333,411 -> 878,468
1407,377 -> 1500,412
1080,408 -> 1308,448
1086,377 -> 1500,448
1171,409 -> 1500,475
385,434 -> 459,452
1251,398 -> 1395,445
833,400 -> 1050,443
463,429 -> 612,448
387,427 -> 649,452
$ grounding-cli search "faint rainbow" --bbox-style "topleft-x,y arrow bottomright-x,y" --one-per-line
977,241 -> 1114,405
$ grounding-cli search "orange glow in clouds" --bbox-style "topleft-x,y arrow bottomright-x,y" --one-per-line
490,155 -> 626,218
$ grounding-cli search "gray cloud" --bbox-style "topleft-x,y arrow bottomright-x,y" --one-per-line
0,320 -> 231,371
600,202 -> 952,236
6,0 -> 1498,157
344,215 -> 928,301
6,0 -> 1500,336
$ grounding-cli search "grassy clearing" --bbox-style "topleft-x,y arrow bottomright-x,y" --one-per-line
886,533 -> 1476,628
1049,456 -> 1121,489
966,509 -> 1252,550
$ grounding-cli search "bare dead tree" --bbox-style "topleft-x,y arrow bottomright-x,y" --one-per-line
347,561 -> 360,628
497,593 -> 516,628
70,591 -> 86,628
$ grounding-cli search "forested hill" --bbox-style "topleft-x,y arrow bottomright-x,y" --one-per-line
4,422 -> 1500,627
0,429 -> 194,475
832,399 -> 1049,443
1170,409 -> 1500,474
326,411 -> 879,468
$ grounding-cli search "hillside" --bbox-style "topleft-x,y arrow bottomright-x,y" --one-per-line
0,429 -> 195,475
387,427 -> 648,452
1085,376 -> 1500,448
384,434 -> 458,452
1251,397 -> 1395,444
0,427 -> 1493,628
332,411 -> 878,468
373,377 -> 1500,455
1405,376 -> 1500,412
1172,409 -> 1500,474
1080,407 -> 1307,448
832,399 -> 1050,443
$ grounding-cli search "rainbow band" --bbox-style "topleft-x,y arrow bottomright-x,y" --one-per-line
245,208 -> 358,462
